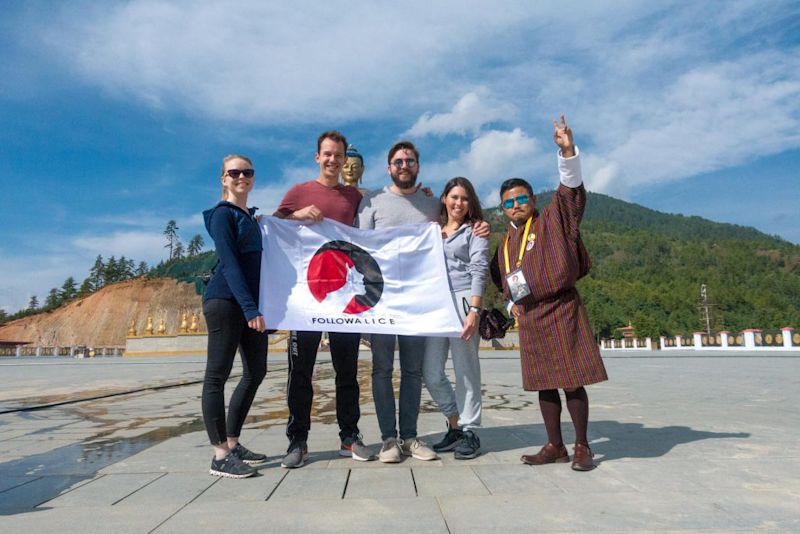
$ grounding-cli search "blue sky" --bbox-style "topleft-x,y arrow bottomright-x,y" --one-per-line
1,1 -> 799,312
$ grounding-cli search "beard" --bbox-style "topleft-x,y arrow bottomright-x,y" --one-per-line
390,167 -> 418,190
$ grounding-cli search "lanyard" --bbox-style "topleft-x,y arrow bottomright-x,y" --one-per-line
504,216 -> 534,273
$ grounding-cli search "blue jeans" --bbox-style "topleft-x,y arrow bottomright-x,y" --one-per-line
370,333 -> 426,441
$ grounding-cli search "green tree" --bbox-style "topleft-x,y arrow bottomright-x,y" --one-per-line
173,241 -> 185,260
187,234 -> 205,257
104,256 -> 119,284
117,255 -> 133,280
125,258 -> 136,278
28,295 -> 39,310
77,278 -> 93,297
44,287 -> 62,309
136,261 -> 149,276
60,277 -> 77,301
164,220 -> 179,259
89,255 -> 105,290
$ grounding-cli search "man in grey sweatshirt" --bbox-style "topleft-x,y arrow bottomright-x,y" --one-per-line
357,140 -> 490,463
357,140 -> 441,463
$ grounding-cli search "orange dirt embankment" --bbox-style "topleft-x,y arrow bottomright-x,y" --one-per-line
0,278 -> 205,346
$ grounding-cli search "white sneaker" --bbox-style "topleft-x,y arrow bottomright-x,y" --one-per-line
378,437 -> 403,463
401,438 -> 439,461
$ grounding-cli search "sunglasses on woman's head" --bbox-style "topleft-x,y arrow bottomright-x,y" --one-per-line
502,194 -> 529,209
225,169 -> 255,178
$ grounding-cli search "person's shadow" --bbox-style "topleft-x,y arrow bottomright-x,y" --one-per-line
426,421 -> 749,463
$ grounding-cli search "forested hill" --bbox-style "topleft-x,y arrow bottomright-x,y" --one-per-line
484,190 -> 800,338
547,190 -> 783,244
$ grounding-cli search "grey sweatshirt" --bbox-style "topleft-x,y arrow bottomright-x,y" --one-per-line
442,223 -> 489,297
356,186 -> 440,228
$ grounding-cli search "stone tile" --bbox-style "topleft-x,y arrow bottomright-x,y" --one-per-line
0,475 -> 40,494
439,491 -> 749,532
413,466 -> 489,497
470,464 -> 562,495
0,475 -> 92,511
193,469 -> 287,502
600,458 -> 706,492
44,473 -> 163,507
713,488 -> 800,530
344,467 -> 416,498
116,473 -> 217,505
0,504 -> 182,533
160,498 -> 448,533
269,468 -> 348,499
0,429 -> 39,441
689,456 -> 800,491
98,441 -> 210,474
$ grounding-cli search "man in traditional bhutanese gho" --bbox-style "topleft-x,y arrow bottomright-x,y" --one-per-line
490,115 -> 608,471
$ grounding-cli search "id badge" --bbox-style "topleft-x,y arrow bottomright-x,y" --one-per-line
505,269 -> 531,303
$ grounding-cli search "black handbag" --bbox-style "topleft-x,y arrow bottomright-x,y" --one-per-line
479,308 -> 514,340
463,299 -> 514,340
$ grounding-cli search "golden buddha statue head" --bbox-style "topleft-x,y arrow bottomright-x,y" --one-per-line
341,144 -> 364,187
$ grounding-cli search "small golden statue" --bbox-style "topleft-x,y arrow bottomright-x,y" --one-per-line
145,315 -> 154,335
180,312 -> 189,333
189,312 -> 199,333
157,318 -> 166,335
127,319 -> 136,337
340,144 -> 369,195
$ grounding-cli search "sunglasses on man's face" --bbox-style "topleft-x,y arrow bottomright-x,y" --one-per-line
502,194 -> 529,209
225,169 -> 255,179
391,158 -> 418,169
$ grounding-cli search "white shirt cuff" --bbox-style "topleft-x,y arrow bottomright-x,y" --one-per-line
505,300 -> 514,313
558,146 -> 583,188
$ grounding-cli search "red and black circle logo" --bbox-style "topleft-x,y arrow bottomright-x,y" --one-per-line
307,241 -> 383,314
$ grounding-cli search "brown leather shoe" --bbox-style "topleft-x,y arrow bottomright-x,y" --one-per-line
571,443 -> 596,471
520,442 -> 569,465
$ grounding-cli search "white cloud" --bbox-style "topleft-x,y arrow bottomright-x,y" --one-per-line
42,2 -> 531,123
579,52 -> 800,196
405,90 -> 516,137
423,128 -> 544,190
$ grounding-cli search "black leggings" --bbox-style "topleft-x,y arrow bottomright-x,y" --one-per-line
202,298 -> 268,445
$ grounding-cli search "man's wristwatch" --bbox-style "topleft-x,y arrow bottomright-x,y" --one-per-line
468,306 -> 481,314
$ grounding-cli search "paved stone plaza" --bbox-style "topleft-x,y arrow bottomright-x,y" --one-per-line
0,350 -> 798,533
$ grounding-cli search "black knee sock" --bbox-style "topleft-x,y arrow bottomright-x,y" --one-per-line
538,389 -> 563,446
565,387 -> 589,445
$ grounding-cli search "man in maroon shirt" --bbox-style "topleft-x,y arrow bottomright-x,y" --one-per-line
273,131 -> 374,468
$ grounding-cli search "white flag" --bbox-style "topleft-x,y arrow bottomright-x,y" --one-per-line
259,216 -> 462,336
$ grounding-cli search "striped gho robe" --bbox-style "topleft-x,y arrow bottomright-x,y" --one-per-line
491,183 -> 607,391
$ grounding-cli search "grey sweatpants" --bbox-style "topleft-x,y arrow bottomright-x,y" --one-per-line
422,289 -> 482,430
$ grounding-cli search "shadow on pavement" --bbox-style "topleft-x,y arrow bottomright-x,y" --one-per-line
425,420 -> 750,462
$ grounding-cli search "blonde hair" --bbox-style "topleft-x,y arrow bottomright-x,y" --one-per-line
220,154 -> 254,200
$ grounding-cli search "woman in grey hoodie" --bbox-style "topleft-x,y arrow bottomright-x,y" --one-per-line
423,177 -> 489,459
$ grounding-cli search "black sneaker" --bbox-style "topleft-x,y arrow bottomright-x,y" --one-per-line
433,425 -> 464,452
230,443 -> 268,466
281,441 -> 308,469
209,453 -> 256,478
454,430 -> 481,460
